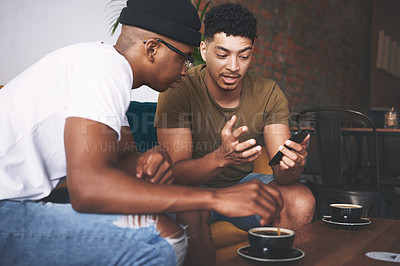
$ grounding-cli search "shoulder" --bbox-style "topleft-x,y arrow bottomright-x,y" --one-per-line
244,72 -> 285,99
179,64 -> 207,91
244,71 -> 276,89
60,42 -> 130,71
242,72 -> 289,118
157,65 -> 207,115
75,42 -> 129,67
67,42 -> 133,84
160,64 -> 206,98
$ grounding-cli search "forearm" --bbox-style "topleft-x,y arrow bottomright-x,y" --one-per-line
68,166 -> 217,214
272,165 -> 304,185
114,151 -> 142,176
69,165 -> 287,226
173,150 -> 225,186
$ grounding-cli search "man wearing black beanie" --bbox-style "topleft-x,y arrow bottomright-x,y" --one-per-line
0,1 -> 284,265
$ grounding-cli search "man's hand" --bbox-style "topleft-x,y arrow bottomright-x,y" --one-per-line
276,134 -> 310,173
212,180 -> 283,225
135,146 -> 174,184
217,115 -> 262,166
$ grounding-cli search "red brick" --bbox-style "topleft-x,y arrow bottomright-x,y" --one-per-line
286,40 -> 303,52
263,59 -> 274,68
287,67 -> 298,75
285,56 -> 296,66
271,61 -> 282,71
274,71 -> 283,80
273,33 -> 285,45
286,75 -> 296,84
263,49 -> 272,57
262,69 -> 273,78
261,10 -> 273,20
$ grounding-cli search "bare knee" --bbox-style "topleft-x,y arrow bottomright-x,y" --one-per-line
176,211 -> 210,239
271,182 -> 316,226
289,184 -> 315,211
176,211 -> 210,226
157,215 -> 189,266
157,214 -> 184,238
285,184 -> 315,223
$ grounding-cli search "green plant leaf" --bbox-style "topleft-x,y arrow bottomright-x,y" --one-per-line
195,0 -> 201,11
107,0 -> 126,35
111,17 -> 120,35
192,47 -> 204,66
200,1 -> 212,22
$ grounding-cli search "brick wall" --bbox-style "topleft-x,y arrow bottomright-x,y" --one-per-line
204,0 -> 373,113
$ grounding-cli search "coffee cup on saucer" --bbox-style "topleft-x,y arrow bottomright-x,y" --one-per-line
330,203 -> 363,223
248,227 -> 295,257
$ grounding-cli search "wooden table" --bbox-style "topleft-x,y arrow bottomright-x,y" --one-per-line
342,128 -> 400,136
291,127 -> 400,136
218,218 -> 400,266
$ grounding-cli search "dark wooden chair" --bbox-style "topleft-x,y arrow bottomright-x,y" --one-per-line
296,107 -> 398,219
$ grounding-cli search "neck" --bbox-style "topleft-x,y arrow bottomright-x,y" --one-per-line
206,72 -> 242,108
114,44 -> 139,89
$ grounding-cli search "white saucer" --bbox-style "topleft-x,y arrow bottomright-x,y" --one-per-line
366,251 -> 400,263
237,245 -> 305,262
322,217 -> 371,226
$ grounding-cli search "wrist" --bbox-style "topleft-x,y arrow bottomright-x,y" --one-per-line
274,167 -> 302,184
203,187 -> 220,212
212,147 -> 228,168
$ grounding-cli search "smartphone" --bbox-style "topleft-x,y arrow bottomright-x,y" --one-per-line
268,129 -> 309,166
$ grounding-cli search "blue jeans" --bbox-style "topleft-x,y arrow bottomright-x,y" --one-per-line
0,200 -> 178,266
208,173 -> 274,231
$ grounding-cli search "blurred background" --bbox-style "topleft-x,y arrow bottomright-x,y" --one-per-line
0,0 -> 398,114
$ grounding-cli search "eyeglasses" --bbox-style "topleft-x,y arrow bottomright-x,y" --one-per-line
143,38 -> 194,69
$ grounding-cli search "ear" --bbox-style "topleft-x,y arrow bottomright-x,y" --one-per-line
200,41 -> 207,62
143,38 -> 160,63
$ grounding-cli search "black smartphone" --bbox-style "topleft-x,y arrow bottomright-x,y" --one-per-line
268,129 -> 309,166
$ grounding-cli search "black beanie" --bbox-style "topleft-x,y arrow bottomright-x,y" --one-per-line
119,0 -> 201,47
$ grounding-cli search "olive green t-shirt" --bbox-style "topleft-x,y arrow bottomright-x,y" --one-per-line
155,65 -> 289,187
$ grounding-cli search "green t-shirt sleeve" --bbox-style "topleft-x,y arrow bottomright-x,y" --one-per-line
154,81 -> 192,129
264,82 -> 289,126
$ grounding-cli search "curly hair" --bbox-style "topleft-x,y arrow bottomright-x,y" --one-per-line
203,3 -> 257,43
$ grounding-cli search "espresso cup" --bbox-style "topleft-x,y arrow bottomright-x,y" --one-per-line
248,227 -> 294,256
330,203 -> 363,222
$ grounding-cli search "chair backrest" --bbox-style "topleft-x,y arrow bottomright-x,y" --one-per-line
315,110 -> 342,187
297,107 -> 380,191
126,101 -> 158,153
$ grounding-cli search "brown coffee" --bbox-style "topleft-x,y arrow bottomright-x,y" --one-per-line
253,230 -> 290,236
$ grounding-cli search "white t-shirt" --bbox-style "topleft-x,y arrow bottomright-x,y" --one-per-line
0,42 -> 132,200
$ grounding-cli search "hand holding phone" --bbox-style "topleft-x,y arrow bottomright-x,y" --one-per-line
268,129 -> 309,166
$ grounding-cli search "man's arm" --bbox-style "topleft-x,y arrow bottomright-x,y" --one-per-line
157,115 -> 262,186
64,117 -> 283,225
263,124 -> 309,184
156,127 -> 223,186
115,126 -> 174,185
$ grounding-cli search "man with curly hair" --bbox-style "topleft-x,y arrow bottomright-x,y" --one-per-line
0,1 -> 288,265
155,3 -> 316,265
